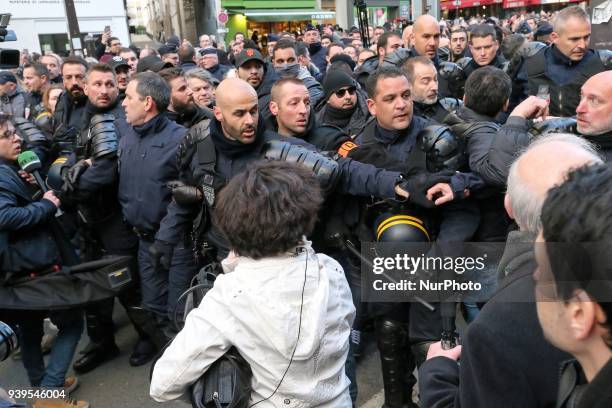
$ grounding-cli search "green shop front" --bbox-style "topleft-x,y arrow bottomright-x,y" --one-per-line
222,0 -> 335,42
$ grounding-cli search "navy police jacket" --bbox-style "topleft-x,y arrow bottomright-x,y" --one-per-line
118,114 -> 187,234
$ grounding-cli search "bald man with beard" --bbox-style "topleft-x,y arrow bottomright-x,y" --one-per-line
156,78 -> 419,263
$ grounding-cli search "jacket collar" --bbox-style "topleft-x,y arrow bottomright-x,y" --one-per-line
457,106 -> 497,124
133,113 -> 167,137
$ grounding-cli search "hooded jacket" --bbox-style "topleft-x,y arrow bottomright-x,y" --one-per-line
150,242 -> 355,407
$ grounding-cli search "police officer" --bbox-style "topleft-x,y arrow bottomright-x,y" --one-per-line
234,48 -> 278,124
119,72 -> 198,344
456,24 -> 507,80
513,6 -> 612,117
154,78 -> 424,265
354,66 -> 478,408
52,57 -> 89,158
403,57 -> 462,125
158,67 -> 213,128
58,64 -> 155,371
380,16 -> 464,99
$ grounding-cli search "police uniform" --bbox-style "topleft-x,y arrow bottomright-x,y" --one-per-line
514,45 -> 612,117
117,113 -> 198,333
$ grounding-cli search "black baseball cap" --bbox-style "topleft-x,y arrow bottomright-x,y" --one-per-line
234,48 -> 265,68
0,71 -> 17,85
107,56 -> 130,73
136,55 -> 173,73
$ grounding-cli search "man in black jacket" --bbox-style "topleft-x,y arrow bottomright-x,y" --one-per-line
0,114 -> 83,393
158,67 -> 213,128
575,71 -> 612,161
535,163 -> 612,408
235,48 -> 278,125
456,24 -> 506,80
403,56 -> 461,125
457,66 -> 547,241
420,133 -> 601,408
52,57 -> 89,159
314,70 -> 369,138
60,64 -> 155,372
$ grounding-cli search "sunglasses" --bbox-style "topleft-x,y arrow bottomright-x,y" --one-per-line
335,86 -> 356,98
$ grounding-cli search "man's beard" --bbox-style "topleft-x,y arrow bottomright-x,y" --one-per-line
174,98 -> 197,116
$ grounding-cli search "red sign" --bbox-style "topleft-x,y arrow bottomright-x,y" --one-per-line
217,11 -> 228,24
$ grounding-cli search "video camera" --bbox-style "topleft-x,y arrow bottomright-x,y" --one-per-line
0,13 -> 20,69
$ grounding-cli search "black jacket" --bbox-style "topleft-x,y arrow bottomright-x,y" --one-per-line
0,161 -> 60,282
166,106 -> 214,129
419,230 -> 570,408
256,68 -> 278,126
582,130 -> 612,163
52,91 -> 87,155
314,89 -> 370,138
207,64 -> 232,82
557,358 -> 612,408
457,106 -> 534,187
156,117 -> 403,255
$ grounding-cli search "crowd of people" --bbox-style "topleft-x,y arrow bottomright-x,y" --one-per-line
1,4 -> 611,408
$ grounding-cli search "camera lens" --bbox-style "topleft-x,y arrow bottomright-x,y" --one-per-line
0,321 -> 18,361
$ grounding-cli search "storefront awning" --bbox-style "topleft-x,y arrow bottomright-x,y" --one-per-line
233,9 -> 335,21
440,0 -> 495,10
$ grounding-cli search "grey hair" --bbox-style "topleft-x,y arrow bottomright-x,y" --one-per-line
507,133 -> 603,233
131,72 -> 171,112
185,68 -> 215,85
552,6 -> 589,34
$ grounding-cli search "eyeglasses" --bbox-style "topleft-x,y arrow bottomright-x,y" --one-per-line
334,87 -> 356,98
0,128 -> 17,140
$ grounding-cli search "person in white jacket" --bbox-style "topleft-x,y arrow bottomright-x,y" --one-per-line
150,160 -> 356,407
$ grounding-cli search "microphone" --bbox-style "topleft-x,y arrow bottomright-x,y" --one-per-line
17,150 -> 47,192
18,150 -> 63,216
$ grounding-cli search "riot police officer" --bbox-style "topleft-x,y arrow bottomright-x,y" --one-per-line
58,64 -> 155,371
512,6 -> 612,117
52,57 -> 89,159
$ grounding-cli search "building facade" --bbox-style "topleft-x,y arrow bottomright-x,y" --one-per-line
6,0 -> 130,56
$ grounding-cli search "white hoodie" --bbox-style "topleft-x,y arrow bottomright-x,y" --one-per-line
150,243 -> 355,407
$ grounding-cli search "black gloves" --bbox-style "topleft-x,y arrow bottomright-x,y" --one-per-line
167,180 -> 202,205
149,240 -> 175,273
62,159 -> 90,193
397,170 -> 454,209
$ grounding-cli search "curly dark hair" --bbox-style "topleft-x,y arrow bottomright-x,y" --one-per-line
213,160 -> 324,259
541,163 -> 612,348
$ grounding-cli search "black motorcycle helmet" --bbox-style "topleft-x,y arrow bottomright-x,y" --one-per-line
418,125 -> 466,173
375,212 -> 431,242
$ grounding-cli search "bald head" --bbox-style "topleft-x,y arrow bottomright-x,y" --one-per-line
506,134 -> 602,233
411,15 -> 440,58
213,78 -> 259,143
413,15 -> 439,34
576,71 -> 612,136
216,78 -> 257,110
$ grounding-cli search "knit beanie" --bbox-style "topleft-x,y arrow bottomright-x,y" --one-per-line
323,70 -> 356,101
